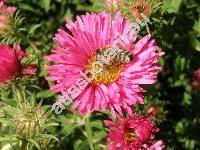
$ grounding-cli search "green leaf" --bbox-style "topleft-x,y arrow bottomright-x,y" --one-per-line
36,90 -> 54,98
37,134 -> 59,142
191,38 -> 200,52
93,130 -> 107,140
18,4 -> 42,15
193,20 -> 200,34
28,139 -> 41,150
0,137 -> 12,142
74,140 -> 90,150
62,123 -> 78,136
90,120 -> 103,129
29,24 -> 41,35
42,0 -> 51,13
43,123 -> 59,129
163,0 -> 183,13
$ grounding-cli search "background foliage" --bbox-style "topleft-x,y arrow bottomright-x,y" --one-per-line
0,0 -> 200,149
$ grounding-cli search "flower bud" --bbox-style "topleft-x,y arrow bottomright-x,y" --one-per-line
13,103 -> 47,138
130,0 -> 152,20
147,105 -> 160,117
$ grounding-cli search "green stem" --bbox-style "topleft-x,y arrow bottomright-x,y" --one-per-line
21,139 -> 28,150
85,114 -> 94,150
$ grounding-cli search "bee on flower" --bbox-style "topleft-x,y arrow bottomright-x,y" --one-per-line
45,12 -> 164,118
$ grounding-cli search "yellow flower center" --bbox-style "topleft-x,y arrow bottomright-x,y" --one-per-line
123,128 -> 138,144
86,47 -> 124,86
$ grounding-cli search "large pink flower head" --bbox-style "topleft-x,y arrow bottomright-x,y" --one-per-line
45,11 -> 164,117
0,1 -> 16,36
0,44 -> 35,84
104,115 -> 159,149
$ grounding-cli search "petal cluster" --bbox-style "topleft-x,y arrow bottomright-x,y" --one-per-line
0,44 -> 35,84
104,115 -> 159,149
45,11 -> 164,117
0,1 -> 16,13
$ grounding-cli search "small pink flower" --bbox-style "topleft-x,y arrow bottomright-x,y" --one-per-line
0,1 -> 16,33
45,12 -> 164,117
0,44 -> 35,84
192,68 -> 200,92
0,1 -> 16,13
104,115 -> 159,149
104,0 -> 119,14
194,68 -> 200,84
146,140 -> 165,150
104,0 -> 125,12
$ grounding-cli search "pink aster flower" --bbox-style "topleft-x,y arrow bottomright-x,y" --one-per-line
0,44 -> 36,84
45,12 -> 164,117
0,1 -> 16,36
104,115 -> 159,149
0,1 -> 16,13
